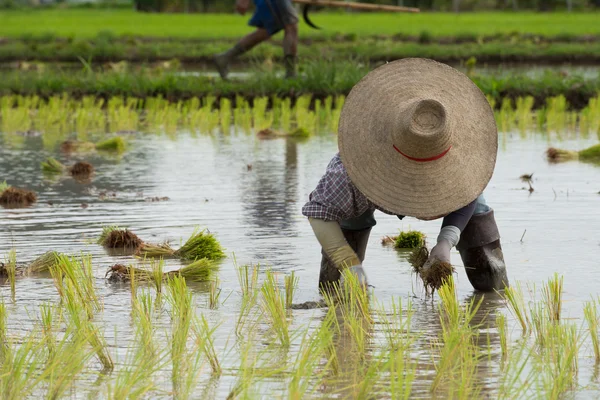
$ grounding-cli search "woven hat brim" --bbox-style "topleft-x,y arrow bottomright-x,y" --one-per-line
338,58 -> 497,219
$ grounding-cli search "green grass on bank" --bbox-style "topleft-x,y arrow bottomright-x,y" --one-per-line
0,63 -> 597,109
0,10 -> 599,40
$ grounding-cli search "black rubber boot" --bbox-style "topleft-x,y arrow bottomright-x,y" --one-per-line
457,209 -> 509,292
319,227 -> 371,291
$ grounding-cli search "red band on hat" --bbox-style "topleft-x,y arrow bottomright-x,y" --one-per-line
393,145 -> 451,162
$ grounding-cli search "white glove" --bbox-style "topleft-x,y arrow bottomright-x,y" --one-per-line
340,263 -> 368,288
422,226 -> 460,272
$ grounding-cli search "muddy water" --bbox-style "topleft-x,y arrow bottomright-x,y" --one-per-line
1,127 -> 599,397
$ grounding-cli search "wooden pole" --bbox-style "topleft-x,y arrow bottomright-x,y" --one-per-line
292,0 -> 420,13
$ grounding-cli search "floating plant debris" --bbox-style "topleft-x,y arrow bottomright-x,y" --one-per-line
95,137 -> 126,153
106,258 -> 217,284
546,144 -> 600,163
144,196 -> 170,202
98,226 -> 143,250
0,186 -> 37,208
385,231 -> 426,249
137,228 -> 225,261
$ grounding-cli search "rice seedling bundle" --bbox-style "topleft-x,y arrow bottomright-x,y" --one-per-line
408,246 -> 453,294
25,251 -> 62,274
95,136 -> 126,153
98,226 -> 143,249
41,157 -> 66,174
138,229 -> 225,261
393,231 -> 426,249
69,161 -> 94,177
546,143 -> 600,163
544,95 -> 568,133
0,186 -> 37,207
106,258 -> 216,284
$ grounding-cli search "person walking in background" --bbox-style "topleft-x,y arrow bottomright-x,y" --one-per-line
214,0 -> 299,79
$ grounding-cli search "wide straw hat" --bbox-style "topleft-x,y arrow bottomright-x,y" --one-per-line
338,58 -> 498,219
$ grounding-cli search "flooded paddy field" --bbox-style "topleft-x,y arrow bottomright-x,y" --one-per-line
1,99 -> 599,398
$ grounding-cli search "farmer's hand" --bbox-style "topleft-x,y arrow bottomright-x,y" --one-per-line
422,225 -> 460,273
235,0 -> 250,14
340,263 -> 368,288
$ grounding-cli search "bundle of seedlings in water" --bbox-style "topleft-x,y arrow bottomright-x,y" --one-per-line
106,258 -> 217,284
546,144 -> 600,163
408,246 -> 454,294
137,228 -> 225,261
25,251 -> 62,275
60,140 -> 97,154
95,137 -> 126,153
0,183 -> 37,208
97,225 -> 143,250
382,230 -> 426,249
41,158 -> 94,178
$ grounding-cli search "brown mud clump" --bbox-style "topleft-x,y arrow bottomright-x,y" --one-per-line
99,227 -> 143,250
105,264 -> 131,283
0,187 -> 37,208
69,161 -> 94,177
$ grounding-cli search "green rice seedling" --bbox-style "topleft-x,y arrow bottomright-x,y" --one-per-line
5,249 -> 17,302
515,96 -> 535,134
530,302 -> 549,347
175,228 -> 225,261
39,302 -> 58,362
546,144 -> 600,163
150,258 -> 164,295
0,300 -> 6,361
279,98 -> 292,133
138,228 -> 225,261
542,273 -> 563,323
502,282 -> 531,334
496,313 -> 508,361
393,230 -> 426,250
98,225 -> 143,249
220,98 -> 232,133
387,341 -> 417,400
497,341 -> 535,399
25,251 -> 61,275
166,275 -> 196,396
236,264 -> 260,335
376,297 -> 415,352
95,136 -> 126,153
40,157 -> 66,174
288,127 -> 311,139
536,323 -> 580,398
0,330 -> 47,399
0,181 -> 8,194
194,315 -> 222,375
237,263 -> 260,297
106,258 -> 216,284
260,270 -> 289,347
498,97 -> 515,133
584,297 -> 600,364
544,95 -> 568,133
579,96 -> 600,138
252,96 -> 270,131
284,271 -> 298,309
209,276 -> 221,309
44,324 -> 94,400
56,254 -> 100,315
287,311 -> 337,400
168,258 -> 218,282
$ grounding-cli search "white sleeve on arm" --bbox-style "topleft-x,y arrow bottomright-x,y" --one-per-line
309,218 -> 360,269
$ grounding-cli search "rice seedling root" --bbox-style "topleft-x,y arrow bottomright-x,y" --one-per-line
98,226 -> 143,250
0,187 -> 37,207
408,246 -> 454,293
69,161 -> 94,177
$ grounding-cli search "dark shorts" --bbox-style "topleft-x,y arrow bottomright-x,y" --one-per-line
249,0 -> 298,36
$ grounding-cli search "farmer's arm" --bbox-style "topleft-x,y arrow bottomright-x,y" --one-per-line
426,199 -> 477,265
302,154 -> 367,269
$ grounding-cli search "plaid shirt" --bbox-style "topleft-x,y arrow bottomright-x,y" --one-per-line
302,153 -> 398,221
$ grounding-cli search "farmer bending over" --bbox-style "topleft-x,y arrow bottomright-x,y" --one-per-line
214,0 -> 299,79
303,58 -> 509,292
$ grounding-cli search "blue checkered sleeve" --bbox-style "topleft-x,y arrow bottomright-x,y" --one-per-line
302,154 -> 372,221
